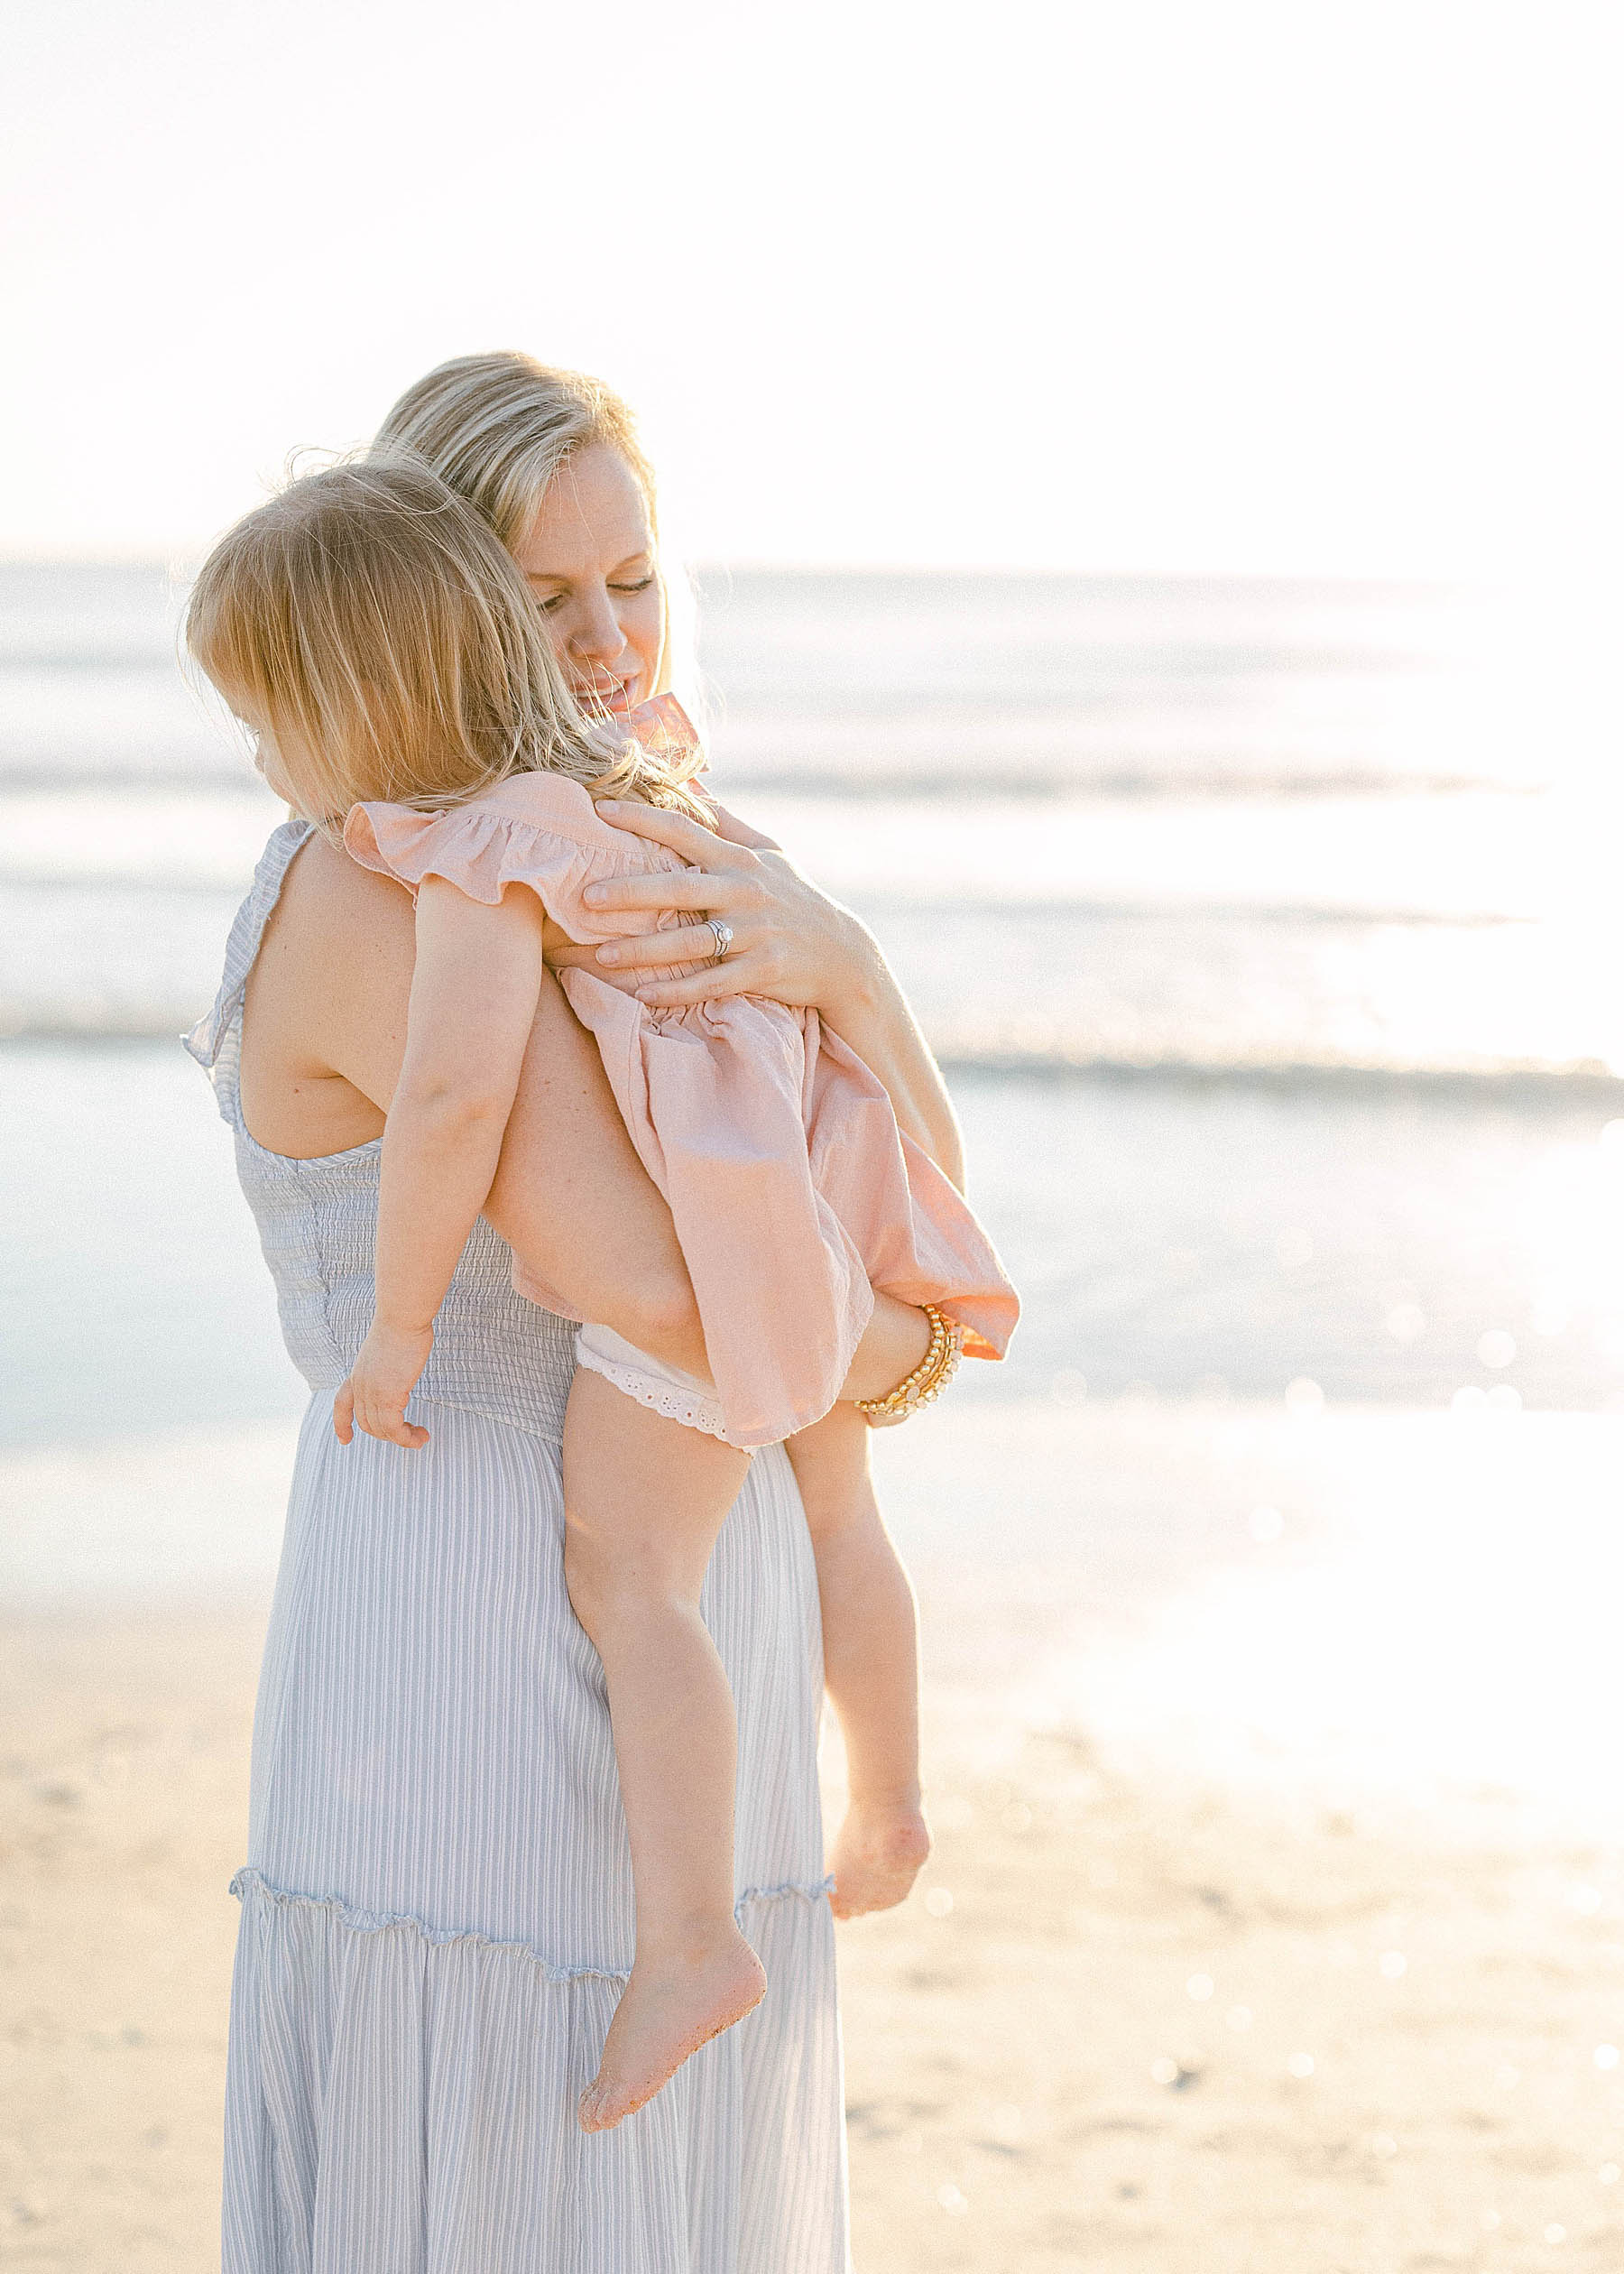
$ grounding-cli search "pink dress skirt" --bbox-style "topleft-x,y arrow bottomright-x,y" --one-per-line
344,744 -> 1018,1449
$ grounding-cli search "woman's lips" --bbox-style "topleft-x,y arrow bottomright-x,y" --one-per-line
577,678 -> 639,716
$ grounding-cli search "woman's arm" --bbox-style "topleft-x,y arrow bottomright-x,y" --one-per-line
337,878 -> 547,1447
575,800 -> 967,1191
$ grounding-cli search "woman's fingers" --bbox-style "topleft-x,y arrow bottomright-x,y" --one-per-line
333,1382 -> 355,1444
703,800 -> 784,854
587,797 -> 842,1011
584,864 -> 749,916
595,796 -> 786,860
632,949 -> 777,1007
595,800 -> 741,864
595,921 -> 729,972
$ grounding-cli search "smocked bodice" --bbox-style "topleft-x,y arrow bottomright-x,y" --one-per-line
185,820 -> 575,1440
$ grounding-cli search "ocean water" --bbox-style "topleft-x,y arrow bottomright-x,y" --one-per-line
5,561 -> 1621,1824
4,560 -> 1622,1435
3,562 -> 1619,1075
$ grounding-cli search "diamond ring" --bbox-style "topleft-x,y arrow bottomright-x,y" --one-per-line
707,918 -> 734,964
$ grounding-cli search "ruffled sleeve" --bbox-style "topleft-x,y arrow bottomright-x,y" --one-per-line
343,774 -> 688,948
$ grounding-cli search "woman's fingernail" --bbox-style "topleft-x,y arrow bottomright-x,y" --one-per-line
584,886 -> 604,905
595,945 -> 618,965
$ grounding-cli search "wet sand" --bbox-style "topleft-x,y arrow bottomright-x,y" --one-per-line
4,1583 -> 1622,2272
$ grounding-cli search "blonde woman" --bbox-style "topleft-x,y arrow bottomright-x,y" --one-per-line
193,358 -> 986,2269
190,453 -> 1015,2131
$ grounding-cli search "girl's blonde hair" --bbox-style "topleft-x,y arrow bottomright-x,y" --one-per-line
185,458 -> 708,829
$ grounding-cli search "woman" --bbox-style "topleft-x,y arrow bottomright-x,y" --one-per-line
193,354 -> 965,2271
369,356 -> 964,1191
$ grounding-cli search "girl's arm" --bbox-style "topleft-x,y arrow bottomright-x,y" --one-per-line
285,843 -> 936,1428
283,841 -> 707,1376
566,800 -> 966,1191
335,877 -> 546,1447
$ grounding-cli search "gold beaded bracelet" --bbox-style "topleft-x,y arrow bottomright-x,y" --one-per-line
854,1302 -> 964,1428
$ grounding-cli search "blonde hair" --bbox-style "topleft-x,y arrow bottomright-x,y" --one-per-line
373,352 -> 658,550
371,351 -> 693,707
185,458 -> 708,829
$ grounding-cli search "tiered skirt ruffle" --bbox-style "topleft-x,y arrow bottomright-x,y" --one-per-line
222,1870 -> 850,2274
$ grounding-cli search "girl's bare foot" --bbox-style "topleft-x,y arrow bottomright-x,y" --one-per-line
828,1794 -> 931,1919
578,1927 -> 767,2132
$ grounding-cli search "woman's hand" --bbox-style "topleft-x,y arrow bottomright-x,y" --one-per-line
578,799 -> 882,1019
582,793 -> 966,1188
334,1321 -> 435,1450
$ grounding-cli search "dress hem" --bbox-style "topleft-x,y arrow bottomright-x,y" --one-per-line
230,1865 -> 835,1985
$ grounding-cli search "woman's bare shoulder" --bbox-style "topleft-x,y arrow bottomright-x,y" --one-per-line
279,828 -> 417,960
245,829 -> 416,1133
263,827 -> 413,986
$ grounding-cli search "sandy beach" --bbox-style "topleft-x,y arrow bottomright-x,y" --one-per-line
5,1400 -> 1623,2272
8,27 -> 1624,2260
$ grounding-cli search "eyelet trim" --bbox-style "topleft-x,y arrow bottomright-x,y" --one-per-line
573,1332 -> 736,1443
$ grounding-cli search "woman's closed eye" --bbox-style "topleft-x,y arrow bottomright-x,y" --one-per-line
528,574 -> 655,614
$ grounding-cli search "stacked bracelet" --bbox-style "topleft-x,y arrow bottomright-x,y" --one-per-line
854,1303 -> 964,1428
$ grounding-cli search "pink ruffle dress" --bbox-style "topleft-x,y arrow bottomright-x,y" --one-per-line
344,708 -> 1018,1449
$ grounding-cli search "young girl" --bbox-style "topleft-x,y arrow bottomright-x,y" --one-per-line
187,459 -> 1018,2135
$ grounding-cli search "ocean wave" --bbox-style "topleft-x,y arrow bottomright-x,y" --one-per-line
0,761 -> 254,791
0,646 -> 181,671
709,763 -> 1518,801
2,872 -> 1600,1084
0,869 -> 261,897
0,870 -> 1529,928
0,752 -> 1526,802
935,1049 -> 1624,1103
5,1012 -> 1619,1107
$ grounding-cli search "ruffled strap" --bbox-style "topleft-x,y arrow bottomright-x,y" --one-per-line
344,772 -> 691,949
182,818 -> 313,1124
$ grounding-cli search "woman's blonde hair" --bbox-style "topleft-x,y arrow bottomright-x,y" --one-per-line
372,352 -> 658,551
370,351 -> 693,707
185,458 -> 707,829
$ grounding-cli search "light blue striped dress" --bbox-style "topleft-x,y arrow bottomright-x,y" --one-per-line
187,821 -> 850,2273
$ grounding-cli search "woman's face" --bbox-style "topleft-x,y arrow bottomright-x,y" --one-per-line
510,443 -> 664,719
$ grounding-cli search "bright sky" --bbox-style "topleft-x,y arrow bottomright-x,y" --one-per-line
3,0 -> 1619,573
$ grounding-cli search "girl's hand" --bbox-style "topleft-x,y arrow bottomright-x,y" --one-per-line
333,1321 -> 435,1449
577,800 -> 881,1017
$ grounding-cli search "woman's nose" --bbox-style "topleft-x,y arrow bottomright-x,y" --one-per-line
570,587 -> 627,666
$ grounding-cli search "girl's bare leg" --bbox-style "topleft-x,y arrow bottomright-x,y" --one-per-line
483,968 -> 710,1377
487,969 -> 935,1946
562,1369 -> 766,2132
787,1401 -> 931,1918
